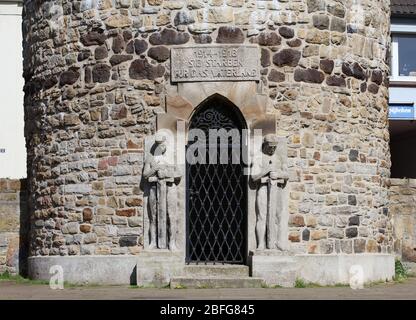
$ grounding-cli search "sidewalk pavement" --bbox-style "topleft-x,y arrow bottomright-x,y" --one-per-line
0,278 -> 415,300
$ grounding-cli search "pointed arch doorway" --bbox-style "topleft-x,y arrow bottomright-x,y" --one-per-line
186,95 -> 248,264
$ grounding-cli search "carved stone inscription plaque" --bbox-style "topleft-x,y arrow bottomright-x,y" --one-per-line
171,45 -> 260,82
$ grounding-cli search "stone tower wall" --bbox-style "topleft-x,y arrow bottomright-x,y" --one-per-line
23,0 -> 392,260
0,179 -> 28,275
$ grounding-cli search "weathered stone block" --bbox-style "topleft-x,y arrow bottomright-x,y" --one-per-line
330,17 -> 346,32
313,14 -> 329,30
268,70 -> 285,82
81,31 -> 107,46
294,68 -> 325,84
94,46 -> 108,60
273,49 -> 301,67
216,26 -> 244,44
80,224 -> 92,233
307,0 -> 325,13
110,54 -> 133,66
59,69 -> 80,86
119,236 -> 138,247
129,59 -> 165,80
326,75 -> 345,87
116,208 -> 136,217
97,207 -> 115,215
346,227 -> 358,238
62,222 -> 79,235
105,15 -> 132,29
279,27 -> 294,39
256,32 -> 281,46
174,11 -> 195,26
342,62 -> 366,80
354,239 -> 366,253
198,8 -> 233,23
92,64 -> 111,83
320,59 -> 334,74
306,29 -> 330,45
149,29 -> 190,45
148,46 -> 170,62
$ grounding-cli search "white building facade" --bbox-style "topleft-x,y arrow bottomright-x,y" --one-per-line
389,2 -> 416,179
0,0 -> 25,178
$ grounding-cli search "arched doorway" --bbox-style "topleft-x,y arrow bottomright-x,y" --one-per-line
186,95 -> 247,264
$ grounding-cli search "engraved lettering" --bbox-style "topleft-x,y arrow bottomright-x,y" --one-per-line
171,46 -> 260,82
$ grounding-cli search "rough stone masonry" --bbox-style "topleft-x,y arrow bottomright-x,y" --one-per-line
21,0 -> 394,285
0,179 -> 27,275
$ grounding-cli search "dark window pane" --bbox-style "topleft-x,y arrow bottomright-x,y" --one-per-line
398,34 -> 416,76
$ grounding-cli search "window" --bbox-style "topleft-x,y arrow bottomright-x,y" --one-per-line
391,33 -> 416,82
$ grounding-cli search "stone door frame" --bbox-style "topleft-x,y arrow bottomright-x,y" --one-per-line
144,81 -> 277,262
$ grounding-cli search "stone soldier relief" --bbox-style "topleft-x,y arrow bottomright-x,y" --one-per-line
251,135 -> 289,251
143,134 -> 182,251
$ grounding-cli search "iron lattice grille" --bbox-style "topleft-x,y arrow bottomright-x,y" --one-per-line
186,102 -> 247,264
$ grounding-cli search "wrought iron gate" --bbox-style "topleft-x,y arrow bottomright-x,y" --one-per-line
186,97 -> 247,264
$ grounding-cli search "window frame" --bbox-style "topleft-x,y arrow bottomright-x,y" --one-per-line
390,24 -> 416,82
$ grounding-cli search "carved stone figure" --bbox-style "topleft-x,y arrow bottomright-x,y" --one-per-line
143,134 -> 182,250
251,134 -> 289,250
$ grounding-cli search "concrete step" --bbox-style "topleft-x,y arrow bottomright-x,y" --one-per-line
183,264 -> 249,277
170,276 -> 264,289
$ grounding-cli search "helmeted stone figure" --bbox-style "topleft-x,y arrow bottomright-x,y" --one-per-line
143,134 -> 182,250
252,134 -> 289,251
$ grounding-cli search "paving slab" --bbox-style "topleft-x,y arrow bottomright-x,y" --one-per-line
0,278 -> 415,300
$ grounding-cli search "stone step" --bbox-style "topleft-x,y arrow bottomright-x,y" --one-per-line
183,264 -> 250,277
170,276 -> 264,289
